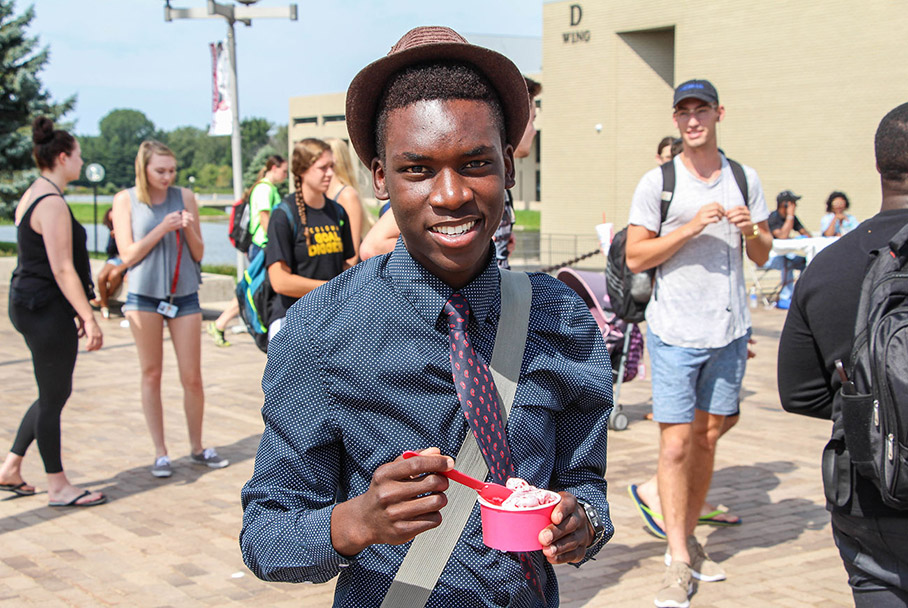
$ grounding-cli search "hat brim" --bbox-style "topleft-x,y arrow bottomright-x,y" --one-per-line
673,91 -> 719,108
345,39 -> 530,167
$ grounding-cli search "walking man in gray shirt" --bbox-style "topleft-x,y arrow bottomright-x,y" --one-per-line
625,79 -> 772,607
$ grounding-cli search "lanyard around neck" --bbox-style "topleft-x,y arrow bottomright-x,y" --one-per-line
169,231 -> 183,298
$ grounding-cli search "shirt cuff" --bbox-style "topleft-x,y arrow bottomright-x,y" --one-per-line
307,503 -> 358,570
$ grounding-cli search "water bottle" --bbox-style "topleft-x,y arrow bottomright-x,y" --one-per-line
749,286 -> 758,309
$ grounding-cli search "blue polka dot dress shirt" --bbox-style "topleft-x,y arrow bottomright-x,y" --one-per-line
240,239 -> 614,607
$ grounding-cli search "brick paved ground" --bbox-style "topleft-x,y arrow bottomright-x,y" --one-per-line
0,274 -> 851,607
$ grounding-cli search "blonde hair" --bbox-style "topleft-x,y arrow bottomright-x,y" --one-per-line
291,138 -> 331,247
325,138 -> 359,194
135,140 -> 176,205
325,137 -> 375,237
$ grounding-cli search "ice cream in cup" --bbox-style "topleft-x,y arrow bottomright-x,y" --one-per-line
476,478 -> 561,552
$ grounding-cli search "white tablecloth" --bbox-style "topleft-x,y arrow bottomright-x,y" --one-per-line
771,236 -> 840,265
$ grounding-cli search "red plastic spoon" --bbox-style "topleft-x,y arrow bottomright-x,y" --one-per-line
401,450 -> 513,504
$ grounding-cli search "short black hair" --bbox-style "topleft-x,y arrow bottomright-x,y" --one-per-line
375,60 -> 506,161
875,102 -> 908,183
825,191 -> 850,212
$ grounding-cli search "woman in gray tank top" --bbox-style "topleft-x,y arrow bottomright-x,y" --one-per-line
111,140 -> 228,478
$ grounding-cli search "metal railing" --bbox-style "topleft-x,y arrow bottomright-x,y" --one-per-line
509,232 -> 604,273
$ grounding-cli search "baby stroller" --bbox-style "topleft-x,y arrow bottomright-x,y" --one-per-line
556,267 -> 645,431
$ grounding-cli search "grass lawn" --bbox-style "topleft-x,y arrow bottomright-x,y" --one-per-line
1,203 -> 225,226
514,209 -> 539,231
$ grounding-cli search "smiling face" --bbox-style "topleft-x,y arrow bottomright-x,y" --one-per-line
373,99 -> 515,288
673,98 -> 724,151
145,153 -> 177,191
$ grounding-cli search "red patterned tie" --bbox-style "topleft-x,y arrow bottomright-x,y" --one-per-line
444,293 -> 546,606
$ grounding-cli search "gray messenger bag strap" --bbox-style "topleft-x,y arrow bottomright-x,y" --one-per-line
379,269 -> 532,608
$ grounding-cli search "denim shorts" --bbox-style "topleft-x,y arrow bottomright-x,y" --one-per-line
647,327 -> 750,423
122,292 -> 201,317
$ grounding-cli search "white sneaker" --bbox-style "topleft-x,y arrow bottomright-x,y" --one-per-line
152,456 -> 172,478
191,447 -> 229,469
665,535 -> 726,582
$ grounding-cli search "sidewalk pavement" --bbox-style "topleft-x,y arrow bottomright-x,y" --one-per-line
0,278 -> 850,607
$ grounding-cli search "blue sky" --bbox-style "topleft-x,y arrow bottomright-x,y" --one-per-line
30,1 -> 543,136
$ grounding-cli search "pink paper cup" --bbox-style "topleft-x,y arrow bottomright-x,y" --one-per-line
477,494 -> 561,552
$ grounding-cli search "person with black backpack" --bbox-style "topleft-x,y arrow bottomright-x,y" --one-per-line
624,79 -> 773,608
779,102 -> 908,606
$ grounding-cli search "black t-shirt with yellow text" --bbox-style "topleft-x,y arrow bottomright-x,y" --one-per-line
265,194 -> 355,323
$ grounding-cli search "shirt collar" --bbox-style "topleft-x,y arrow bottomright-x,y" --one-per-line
386,237 -> 499,328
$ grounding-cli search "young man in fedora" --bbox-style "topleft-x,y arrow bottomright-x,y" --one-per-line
240,26 -> 614,607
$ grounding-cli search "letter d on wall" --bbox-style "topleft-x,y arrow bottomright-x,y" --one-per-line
570,4 -> 582,27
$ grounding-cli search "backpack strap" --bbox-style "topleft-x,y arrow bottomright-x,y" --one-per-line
380,269 -> 532,608
727,158 -> 750,207
659,161 -> 675,224
276,200 -> 299,239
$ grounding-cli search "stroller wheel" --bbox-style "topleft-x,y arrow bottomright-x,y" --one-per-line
610,411 -> 629,431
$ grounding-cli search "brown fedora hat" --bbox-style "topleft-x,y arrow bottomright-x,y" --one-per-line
345,26 -> 530,166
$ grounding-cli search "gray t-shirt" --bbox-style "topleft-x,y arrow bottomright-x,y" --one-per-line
627,155 -> 769,349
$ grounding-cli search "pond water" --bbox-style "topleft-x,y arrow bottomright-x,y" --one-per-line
0,217 -> 240,266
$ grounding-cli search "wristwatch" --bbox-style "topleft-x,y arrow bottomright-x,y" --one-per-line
745,223 -> 760,240
577,500 -> 606,546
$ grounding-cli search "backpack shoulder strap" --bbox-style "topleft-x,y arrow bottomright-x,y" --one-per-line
726,158 -> 750,207
380,270 -> 532,608
659,161 -> 674,223
276,200 -> 299,239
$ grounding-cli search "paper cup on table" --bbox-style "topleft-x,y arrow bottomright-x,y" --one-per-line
477,494 -> 561,552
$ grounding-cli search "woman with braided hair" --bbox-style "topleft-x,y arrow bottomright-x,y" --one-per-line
264,138 -> 356,341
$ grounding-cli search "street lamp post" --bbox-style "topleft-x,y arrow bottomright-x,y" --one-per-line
164,0 -> 297,279
85,163 -> 106,253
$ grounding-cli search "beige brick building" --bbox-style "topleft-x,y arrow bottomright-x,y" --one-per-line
542,0 -> 908,265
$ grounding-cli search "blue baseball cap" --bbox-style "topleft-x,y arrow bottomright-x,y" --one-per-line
673,79 -> 719,107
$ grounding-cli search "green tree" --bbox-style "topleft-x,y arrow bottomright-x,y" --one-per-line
0,0 -> 76,216
240,117 -> 272,168
243,144 -> 288,199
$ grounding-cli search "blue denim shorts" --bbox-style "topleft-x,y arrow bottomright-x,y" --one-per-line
647,327 -> 750,423
122,292 -> 201,317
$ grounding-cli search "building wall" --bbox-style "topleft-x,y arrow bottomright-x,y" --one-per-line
288,79 -> 544,208
542,0 -> 908,266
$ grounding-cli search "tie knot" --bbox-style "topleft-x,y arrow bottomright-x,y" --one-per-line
444,293 -> 470,331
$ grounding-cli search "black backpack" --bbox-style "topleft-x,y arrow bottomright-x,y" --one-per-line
828,222 -> 908,510
605,159 -> 748,322
228,197 -> 253,254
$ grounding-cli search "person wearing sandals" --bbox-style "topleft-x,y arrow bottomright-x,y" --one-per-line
112,140 -> 228,478
0,117 -> 106,508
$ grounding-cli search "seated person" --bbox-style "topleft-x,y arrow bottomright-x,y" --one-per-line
765,190 -> 809,307
90,208 -> 127,319
820,190 -> 859,236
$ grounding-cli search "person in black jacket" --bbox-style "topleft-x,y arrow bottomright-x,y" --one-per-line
778,101 -> 908,607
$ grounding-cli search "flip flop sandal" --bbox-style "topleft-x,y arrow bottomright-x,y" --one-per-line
48,490 -> 107,508
0,482 -> 36,497
698,504 -> 742,527
628,484 -> 666,539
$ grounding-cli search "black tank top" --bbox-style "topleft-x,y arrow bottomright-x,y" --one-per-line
10,193 -> 94,312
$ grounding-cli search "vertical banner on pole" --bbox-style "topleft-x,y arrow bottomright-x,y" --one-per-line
209,42 -> 233,136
